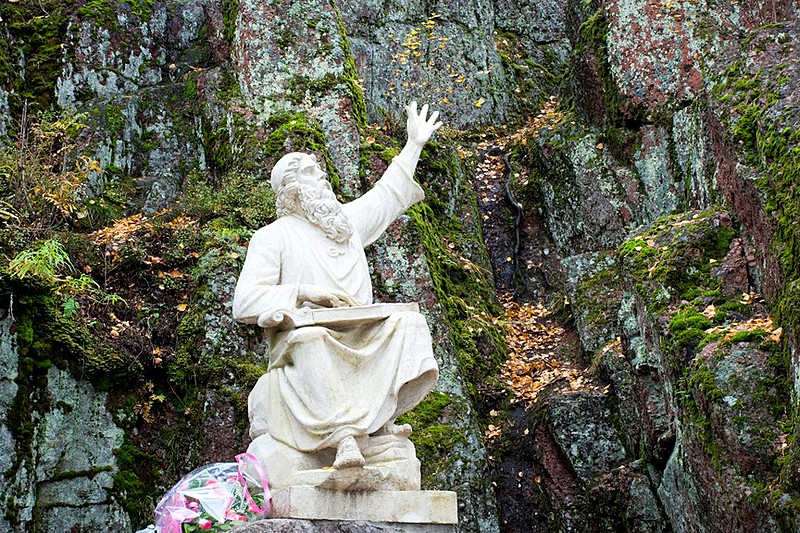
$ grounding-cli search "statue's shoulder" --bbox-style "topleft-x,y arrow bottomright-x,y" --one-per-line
250,216 -> 298,245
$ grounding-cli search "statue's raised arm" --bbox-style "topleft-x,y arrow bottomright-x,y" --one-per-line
233,103 -> 442,491
233,101 -> 442,324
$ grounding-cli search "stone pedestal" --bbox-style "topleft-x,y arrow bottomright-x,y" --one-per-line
244,426 -> 458,531
238,518 -> 455,533
270,487 -> 458,524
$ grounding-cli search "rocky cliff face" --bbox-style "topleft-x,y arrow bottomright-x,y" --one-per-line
0,0 -> 798,531
488,0 -> 800,530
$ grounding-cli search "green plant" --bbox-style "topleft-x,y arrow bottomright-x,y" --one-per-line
7,238 -> 72,283
0,111 -> 105,236
6,238 -> 125,308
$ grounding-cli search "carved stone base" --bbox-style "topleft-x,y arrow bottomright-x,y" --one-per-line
268,487 -> 458,525
245,434 -> 457,528
237,518 -> 455,533
247,433 -> 421,491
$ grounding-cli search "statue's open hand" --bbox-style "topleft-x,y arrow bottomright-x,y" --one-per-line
405,101 -> 442,146
297,285 -> 362,308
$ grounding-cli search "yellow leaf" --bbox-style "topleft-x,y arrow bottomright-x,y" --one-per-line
474,97 -> 485,108
177,303 -> 188,312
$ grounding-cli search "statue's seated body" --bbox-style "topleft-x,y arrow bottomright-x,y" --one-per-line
233,104 -> 442,491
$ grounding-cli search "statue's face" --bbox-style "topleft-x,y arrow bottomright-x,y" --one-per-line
295,154 -> 328,193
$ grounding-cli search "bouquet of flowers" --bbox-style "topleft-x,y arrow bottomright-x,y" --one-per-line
154,453 -> 270,533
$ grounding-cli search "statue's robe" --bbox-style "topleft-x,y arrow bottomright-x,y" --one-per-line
233,160 -> 439,452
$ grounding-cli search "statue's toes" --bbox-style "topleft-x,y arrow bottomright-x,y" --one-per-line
333,437 -> 365,469
391,423 -> 412,437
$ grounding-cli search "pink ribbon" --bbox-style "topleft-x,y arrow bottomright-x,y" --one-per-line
235,452 -> 271,515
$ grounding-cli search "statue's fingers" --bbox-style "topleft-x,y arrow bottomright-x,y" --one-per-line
428,110 -> 440,124
432,120 -> 443,131
420,103 -> 429,119
407,101 -> 418,117
342,293 -> 360,306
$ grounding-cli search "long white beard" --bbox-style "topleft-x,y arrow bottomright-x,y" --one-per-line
297,183 -> 354,244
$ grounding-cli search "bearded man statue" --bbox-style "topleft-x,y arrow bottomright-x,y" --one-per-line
233,103 -> 443,491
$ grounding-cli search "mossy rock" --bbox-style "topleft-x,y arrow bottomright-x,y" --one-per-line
680,339 -> 791,482
0,0 -> 73,116
397,391 -> 466,485
179,169 -> 276,230
262,111 -> 342,189
618,208 -> 736,315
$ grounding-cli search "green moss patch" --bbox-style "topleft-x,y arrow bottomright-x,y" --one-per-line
180,169 -> 276,229
0,0 -> 73,116
263,111 -> 341,189
407,140 -> 506,406
111,436 -> 160,526
397,392 -> 465,484
619,209 -> 736,315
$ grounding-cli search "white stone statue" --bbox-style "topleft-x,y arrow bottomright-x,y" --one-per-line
233,103 -> 443,491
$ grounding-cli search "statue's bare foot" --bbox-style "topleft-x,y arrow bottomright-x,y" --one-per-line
378,422 -> 412,437
333,436 -> 365,469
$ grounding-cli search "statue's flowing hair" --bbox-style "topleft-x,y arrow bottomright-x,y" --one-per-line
275,155 -> 304,217
275,155 -> 354,244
